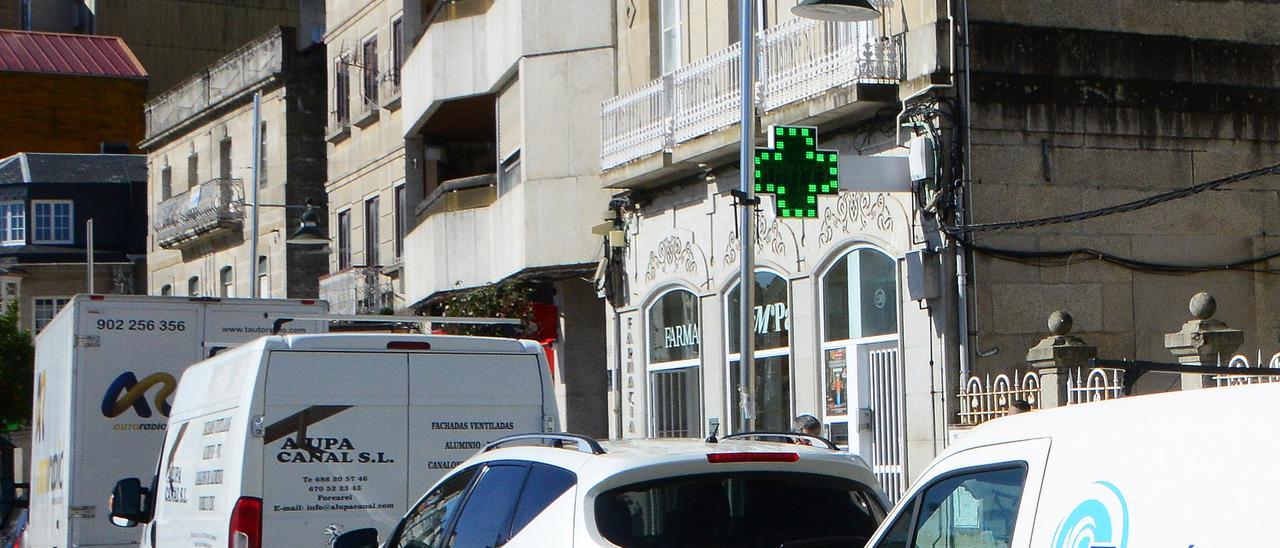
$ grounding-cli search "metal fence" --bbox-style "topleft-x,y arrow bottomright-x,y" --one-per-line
868,344 -> 906,503
152,178 -> 245,248
958,367 -> 1125,426
600,10 -> 901,171
1215,353 -> 1280,387
319,266 -> 395,315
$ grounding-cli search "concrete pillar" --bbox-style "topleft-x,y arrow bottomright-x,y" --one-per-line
1026,311 -> 1097,409
1165,292 -> 1244,390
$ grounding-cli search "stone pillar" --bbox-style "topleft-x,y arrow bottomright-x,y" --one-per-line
1165,292 -> 1244,390
1026,311 -> 1097,409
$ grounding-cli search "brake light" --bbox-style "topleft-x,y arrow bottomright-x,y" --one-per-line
300,299 -> 316,305
387,341 -> 431,350
706,452 -> 800,464
229,496 -> 262,548
89,295 -> 105,300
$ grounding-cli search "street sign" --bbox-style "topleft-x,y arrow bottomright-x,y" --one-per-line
753,125 -> 838,218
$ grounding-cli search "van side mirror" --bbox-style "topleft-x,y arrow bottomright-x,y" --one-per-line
333,527 -> 379,548
109,477 -> 149,527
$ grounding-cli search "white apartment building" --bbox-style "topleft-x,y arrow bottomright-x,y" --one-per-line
399,0 -> 616,436
142,27 -> 329,299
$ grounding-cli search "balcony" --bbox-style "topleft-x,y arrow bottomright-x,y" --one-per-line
319,266 -> 395,315
355,92 -> 380,128
600,16 -> 902,171
153,178 -> 245,249
326,108 -> 351,142
379,51 -> 401,110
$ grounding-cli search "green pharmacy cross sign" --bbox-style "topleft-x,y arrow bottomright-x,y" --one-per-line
753,125 -> 839,218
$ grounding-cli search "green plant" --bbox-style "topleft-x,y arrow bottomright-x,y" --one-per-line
437,281 -> 534,337
0,301 -> 33,428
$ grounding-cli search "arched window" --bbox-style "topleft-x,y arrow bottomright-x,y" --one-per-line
257,255 -> 270,298
646,288 -> 701,438
819,247 -> 899,449
187,276 -> 200,297
159,284 -> 172,297
220,266 -> 234,298
725,270 -> 791,432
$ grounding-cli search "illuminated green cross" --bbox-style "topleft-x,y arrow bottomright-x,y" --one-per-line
753,125 -> 839,218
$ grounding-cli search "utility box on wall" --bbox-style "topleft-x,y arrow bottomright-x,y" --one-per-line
905,249 -> 940,301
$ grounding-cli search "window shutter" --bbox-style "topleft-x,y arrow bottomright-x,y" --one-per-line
497,78 -> 522,162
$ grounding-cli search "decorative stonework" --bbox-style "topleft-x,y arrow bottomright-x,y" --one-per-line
645,235 -> 699,282
818,192 -> 894,246
723,212 -> 787,265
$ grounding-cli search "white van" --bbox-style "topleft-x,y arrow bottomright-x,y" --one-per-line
108,333 -> 558,548
29,295 -> 326,548
864,381 -> 1280,547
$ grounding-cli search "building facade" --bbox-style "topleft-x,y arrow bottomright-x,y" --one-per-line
399,0 -> 617,436
0,153 -> 147,332
319,0 -> 409,315
141,27 -> 328,300
0,30 -> 147,157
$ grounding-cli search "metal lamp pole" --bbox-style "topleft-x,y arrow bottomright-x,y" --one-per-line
248,92 -> 263,298
737,0 -> 757,433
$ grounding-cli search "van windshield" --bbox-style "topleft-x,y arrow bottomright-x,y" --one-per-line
594,472 -> 883,547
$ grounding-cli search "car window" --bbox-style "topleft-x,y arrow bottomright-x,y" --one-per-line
446,463 -> 529,547
595,472 -> 882,547
508,463 -> 576,538
393,466 -> 480,548
876,465 -> 1026,548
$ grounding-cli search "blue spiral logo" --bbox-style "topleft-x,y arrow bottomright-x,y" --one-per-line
1053,481 -> 1128,548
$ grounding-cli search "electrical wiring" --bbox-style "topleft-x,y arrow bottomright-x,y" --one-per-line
968,242 -> 1280,275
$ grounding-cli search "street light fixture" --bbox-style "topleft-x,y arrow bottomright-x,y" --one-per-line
285,200 -> 330,246
791,0 -> 881,22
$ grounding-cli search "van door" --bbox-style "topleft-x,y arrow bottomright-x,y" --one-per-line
867,438 -> 1050,548
261,351 -> 410,547
406,353 -> 546,496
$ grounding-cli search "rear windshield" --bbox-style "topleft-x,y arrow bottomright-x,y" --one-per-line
595,472 -> 884,547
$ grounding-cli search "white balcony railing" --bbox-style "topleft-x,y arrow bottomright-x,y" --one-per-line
319,266 -> 395,315
379,50 -> 402,109
327,108 -> 351,141
153,178 -> 244,248
600,12 -> 902,171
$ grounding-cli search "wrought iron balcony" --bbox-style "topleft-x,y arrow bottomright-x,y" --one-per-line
327,108 -> 351,142
153,178 -> 245,249
319,266 -> 395,315
600,14 -> 902,171
380,66 -> 402,110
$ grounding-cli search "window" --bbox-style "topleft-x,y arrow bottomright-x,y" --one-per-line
647,289 -> 701,438
334,56 -> 351,122
448,464 -> 528,547
596,472 -> 883,547
160,284 -> 172,297
1,280 -> 19,309
878,466 -> 1026,548
362,36 -> 379,105
337,209 -> 352,270
393,184 -> 406,260
160,165 -> 172,200
258,122 -> 268,186
1,202 -> 24,245
33,297 -> 70,332
391,18 -> 404,86
660,0 -> 682,74
219,138 -> 232,180
187,151 -> 199,188
32,201 -> 73,244
187,276 -> 200,297
220,266 -> 234,298
257,256 -> 270,298
725,270 -> 791,432
509,464 -> 576,538
364,197 -> 380,266
392,466 -> 479,548
498,157 -> 522,196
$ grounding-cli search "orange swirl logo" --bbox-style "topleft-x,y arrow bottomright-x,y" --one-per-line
102,372 -> 178,419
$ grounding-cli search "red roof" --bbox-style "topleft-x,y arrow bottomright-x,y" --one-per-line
0,30 -> 146,79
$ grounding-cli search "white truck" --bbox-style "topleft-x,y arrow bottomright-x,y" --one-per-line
30,295 -> 327,548
106,333 -> 558,548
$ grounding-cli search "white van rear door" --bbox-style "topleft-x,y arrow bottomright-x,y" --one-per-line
867,438 -> 1050,548
406,352 -> 546,496
261,351 -> 409,547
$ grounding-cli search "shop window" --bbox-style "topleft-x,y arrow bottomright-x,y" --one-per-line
646,288 -> 701,438
725,270 -> 791,432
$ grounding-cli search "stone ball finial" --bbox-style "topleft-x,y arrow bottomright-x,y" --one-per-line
1190,292 -> 1216,320
1048,310 -> 1073,336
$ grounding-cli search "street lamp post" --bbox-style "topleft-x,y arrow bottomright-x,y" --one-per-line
736,0 -> 757,434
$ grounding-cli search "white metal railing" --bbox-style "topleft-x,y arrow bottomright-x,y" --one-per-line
600,76 -> 670,170
319,266 -> 395,315
327,108 -> 350,138
153,178 -> 244,248
868,345 -> 906,503
599,9 -> 902,171
672,42 -> 743,145
1215,353 -> 1280,387
379,59 -> 402,108
1065,367 -> 1125,404
958,370 -> 1041,426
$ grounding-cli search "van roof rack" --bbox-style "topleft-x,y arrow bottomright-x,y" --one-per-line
483,433 -> 607,455
263,313 -> 522,334
719,431 -> 841,451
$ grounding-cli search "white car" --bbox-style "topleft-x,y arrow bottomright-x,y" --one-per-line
334,432 -> 888,548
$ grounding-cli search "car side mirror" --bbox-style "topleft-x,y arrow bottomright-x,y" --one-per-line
333,528 -> 379,548
109,477 -> 149,527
